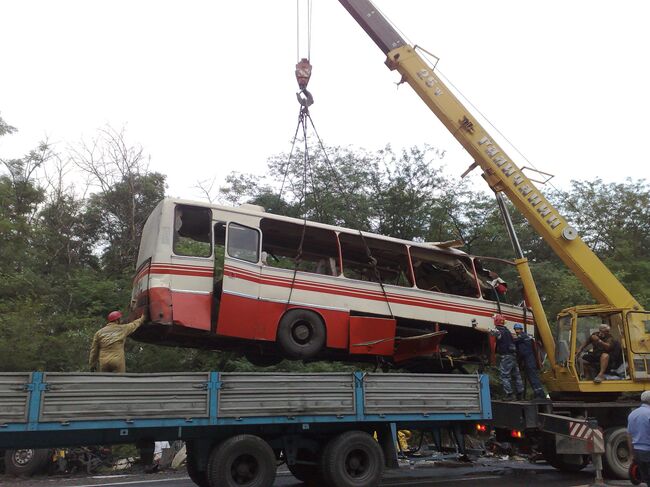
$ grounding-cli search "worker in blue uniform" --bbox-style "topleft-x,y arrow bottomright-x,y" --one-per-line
513,323 -> 546,400
628,391 -> 650,484
485,314 -> 524,401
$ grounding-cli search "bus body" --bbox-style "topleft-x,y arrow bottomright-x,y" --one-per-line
130,198 -> 533,367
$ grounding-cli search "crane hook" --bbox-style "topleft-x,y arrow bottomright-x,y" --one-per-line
296,89 -> 314,109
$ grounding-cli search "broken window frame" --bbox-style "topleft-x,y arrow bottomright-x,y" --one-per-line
260,218 -> 341,277
173,204 -> 213,258
410,246 -> 480,298
339,232 -> 414,287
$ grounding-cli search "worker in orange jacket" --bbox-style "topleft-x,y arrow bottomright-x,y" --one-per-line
89,310 -> 146,373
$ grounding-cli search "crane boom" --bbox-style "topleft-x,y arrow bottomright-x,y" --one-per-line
339,0 -> 640,311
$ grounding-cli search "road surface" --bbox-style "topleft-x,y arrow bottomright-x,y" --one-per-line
2,459 -> 633,487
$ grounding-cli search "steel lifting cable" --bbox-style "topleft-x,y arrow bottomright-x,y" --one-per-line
357,230 -> 395,319
284,63 -> 314,308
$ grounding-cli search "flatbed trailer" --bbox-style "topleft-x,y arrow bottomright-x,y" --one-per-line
0,371 -> 490,487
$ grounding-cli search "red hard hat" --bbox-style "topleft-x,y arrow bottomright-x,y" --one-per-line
493,314 -> 506,326
107,310 -> 122,322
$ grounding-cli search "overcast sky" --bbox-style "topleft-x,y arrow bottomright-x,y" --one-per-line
1,0 -> 648,201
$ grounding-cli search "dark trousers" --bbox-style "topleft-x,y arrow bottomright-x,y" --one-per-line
634,449 -> 650,483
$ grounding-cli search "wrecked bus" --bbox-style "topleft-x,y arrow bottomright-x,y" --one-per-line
130,198 -> 533,369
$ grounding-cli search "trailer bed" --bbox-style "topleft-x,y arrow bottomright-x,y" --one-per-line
0,371 -> 490,449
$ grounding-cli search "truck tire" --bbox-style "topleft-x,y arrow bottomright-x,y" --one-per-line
603,427 -> 632,479
277,309 -> 326,359
207,435 -> 276,487
4,448 -> 50,477
539,434 -> 588,472
186,442 -> 209,487
320,431 -> 384,487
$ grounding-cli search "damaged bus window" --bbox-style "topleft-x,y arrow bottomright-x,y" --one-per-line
410,247 -> 478,297
474,257 -> 524,306
340,233 -> 413,286
260,219 -> 340,276
173,205 -> 212,257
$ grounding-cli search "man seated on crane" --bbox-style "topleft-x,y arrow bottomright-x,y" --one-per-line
577,324 -> 622,383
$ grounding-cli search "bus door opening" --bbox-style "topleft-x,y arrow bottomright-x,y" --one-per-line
212,221 -> 226,329
171,204 -> 213,330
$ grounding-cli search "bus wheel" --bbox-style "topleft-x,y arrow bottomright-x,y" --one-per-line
277,309 -> 326,359
603,427 -> 632,479
320,431 -> 384,487
207,435 -> 276,487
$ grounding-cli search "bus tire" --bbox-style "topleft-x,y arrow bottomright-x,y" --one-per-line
277,309 -> 326,359
320,430 -> 384,487
207,435 -> 276,487
4,448 -> 51,477
603,427 -> 632,479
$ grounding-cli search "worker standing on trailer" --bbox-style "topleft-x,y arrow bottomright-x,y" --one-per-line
89,310 -> 146,373
513,323 -> 545,400
88,310 -> 155,473
628,391 -> 650,485
477,314 -> 524,400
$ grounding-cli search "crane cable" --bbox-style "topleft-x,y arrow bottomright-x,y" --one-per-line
282,0 -> 316,308
296,0 -> 313,62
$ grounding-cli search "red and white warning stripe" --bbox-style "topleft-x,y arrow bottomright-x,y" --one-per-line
591,428 -> 605,453
569,421 -> 593,440
569,421 -> 605,453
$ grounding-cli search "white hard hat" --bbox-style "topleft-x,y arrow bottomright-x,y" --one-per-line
641,390 -> 650,404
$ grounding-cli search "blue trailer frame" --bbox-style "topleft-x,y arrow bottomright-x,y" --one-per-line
0,371 -> 491,449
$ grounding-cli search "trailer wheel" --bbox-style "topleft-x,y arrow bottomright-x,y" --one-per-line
277,309 -> 326,359
539,434 -> 588,472
186,441 -> 209,487
320,431 -> 384,487
207,435 -> 276,487
4,448 -> 50,477
603,427 -> 632,479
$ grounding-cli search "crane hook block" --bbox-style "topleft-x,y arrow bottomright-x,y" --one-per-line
296,89 -> 314,108
295,58 -> 312,90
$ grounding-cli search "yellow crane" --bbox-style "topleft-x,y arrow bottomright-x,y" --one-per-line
338,0 -> 649,397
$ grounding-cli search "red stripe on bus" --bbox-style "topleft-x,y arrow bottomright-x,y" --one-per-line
224,266 -> 530,322
223,264 -> 529,321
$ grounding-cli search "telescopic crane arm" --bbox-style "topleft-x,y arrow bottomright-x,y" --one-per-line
338,0 -> 641,314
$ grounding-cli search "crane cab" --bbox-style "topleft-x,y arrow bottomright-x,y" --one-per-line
544,305 -> 650,396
